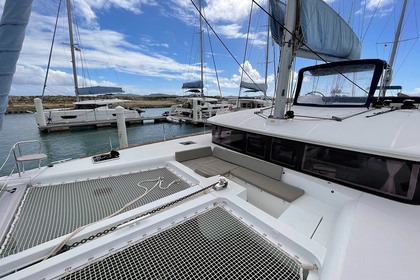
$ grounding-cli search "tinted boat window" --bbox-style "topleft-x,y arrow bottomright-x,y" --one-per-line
212,126 -> 244,151
246,133 -> 266,158
270,138 -> 298,168
302,144 -> 418,200
211,125 -> 419,203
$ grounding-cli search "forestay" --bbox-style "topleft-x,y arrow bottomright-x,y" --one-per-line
269,0 -> 361,61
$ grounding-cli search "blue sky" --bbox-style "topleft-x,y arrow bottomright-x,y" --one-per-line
1,0 -> 419,97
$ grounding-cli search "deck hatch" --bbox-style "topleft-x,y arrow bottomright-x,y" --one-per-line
59,206 -> 302,279
0,167 -> 192,257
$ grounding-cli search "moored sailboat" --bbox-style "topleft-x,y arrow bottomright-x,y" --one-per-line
34,0 -> 143,131
166,0 -> 232,123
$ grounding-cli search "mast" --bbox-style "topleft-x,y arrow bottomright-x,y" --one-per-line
384,0 -> 407,89
66,0 -> 80,102
272,0 -> 298,119
199,0 -> 204,98
264,3 -> 270,95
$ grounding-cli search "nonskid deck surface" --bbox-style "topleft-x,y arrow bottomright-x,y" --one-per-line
59,206 -> 302,280
0,167 -> 193,257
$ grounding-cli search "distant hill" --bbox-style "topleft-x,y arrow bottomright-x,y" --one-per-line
117,93 -> 178,98
7,94 -> 179,111
144,93 -> 179,98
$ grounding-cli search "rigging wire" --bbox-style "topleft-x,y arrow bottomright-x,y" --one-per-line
392,1 -> 419,79
72,8 -> 91,89
238,1 -> 255,98
251,0 -> 371,96
206,31 -> 223,97
185,23 -> 196,87
49,0 -> 127,94
191,0 -> 374,101
202,9 -> 223,98
361,0 -> 383,43
184,10 -> 202,94
42,0 -> 63,100
189,0 -> 272,100
359,0 -> 367,40
95,29 -> 123,89
373,0 -> 418,85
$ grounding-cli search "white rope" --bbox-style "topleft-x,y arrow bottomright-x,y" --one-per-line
0,147 -> 13,172
0,167 -> 15,195
44,176 -> 180,260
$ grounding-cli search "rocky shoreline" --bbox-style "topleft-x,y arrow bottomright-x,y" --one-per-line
6,95 -> 178,113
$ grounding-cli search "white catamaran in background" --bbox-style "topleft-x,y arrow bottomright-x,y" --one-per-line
33,0 -> 143,131
1,0 -> 420,279
231,1 -> 274,111
166,0 -> 232,123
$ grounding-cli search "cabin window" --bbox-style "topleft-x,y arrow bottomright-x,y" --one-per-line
246,133 -> 266,158
73,104 -> 107,110
212,126 -> 244,151
212,125 -> 420,203
296,64 -> 376,106
60,115 -> 77,119
270,138 -> 299,168
301,144 -> 417,200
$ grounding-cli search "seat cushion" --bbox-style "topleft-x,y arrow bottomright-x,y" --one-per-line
182,156 -> 238,177
175,146 -> 212,162
213,146 -> 282,180
230,167 -> 304,202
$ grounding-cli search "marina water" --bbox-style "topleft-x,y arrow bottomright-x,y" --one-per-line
0,108 -> 210,177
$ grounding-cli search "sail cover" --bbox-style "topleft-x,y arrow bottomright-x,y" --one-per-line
182,80 -> 203,90
0,0 -> 33,129
77,86 -> 124,95
269,0 -> 361,61
240,81 -> 267,92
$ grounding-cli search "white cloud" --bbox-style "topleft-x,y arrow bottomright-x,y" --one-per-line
3,0 -> 273,97
213,60 -> 276,95
167,0 -> 253,25
408,88 -> 420,96
213,23 -> 267,48
82,0 -> 157,15
363,0 -> 394,11
356,0 -> 395,17
240,61 -> 264,83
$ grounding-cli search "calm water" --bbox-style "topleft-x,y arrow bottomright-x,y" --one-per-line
0,108 -> 210,177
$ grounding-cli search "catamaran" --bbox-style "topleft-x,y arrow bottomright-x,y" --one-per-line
33,0 -> 143,131
0,0 -> 419,279
166,0 -> 232,123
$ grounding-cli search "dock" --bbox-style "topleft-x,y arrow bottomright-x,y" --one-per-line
5,110 -> 34,114
38,116 -> 167,132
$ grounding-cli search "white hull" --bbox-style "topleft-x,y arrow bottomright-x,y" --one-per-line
36,107 -> 142,125
168,97 -> 233,123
